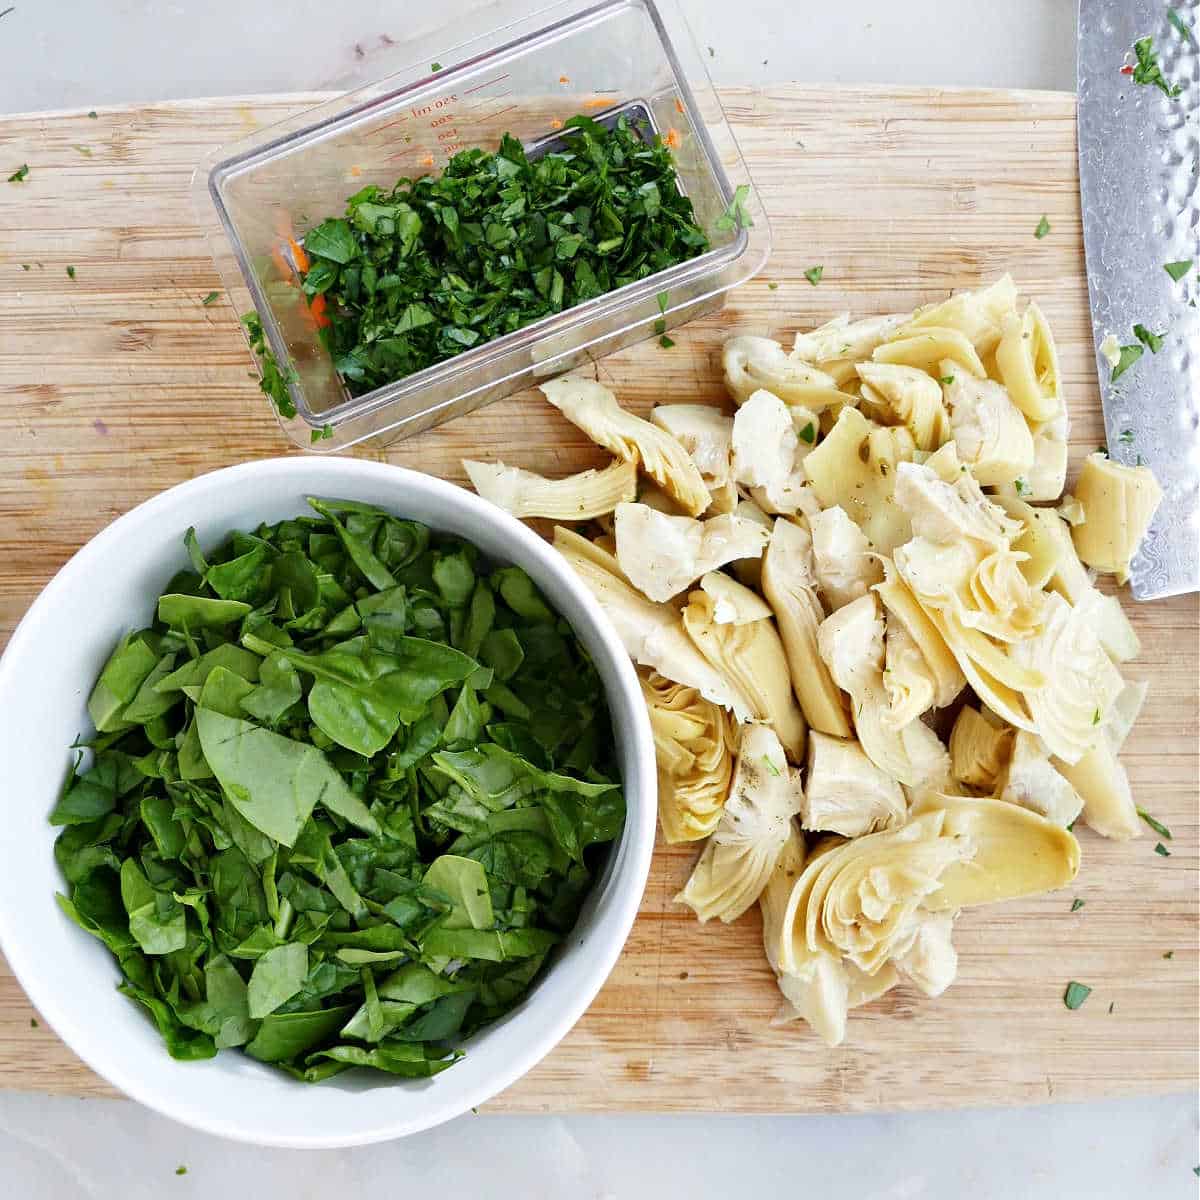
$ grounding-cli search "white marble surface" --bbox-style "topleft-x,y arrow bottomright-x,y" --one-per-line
1,0 -> 1196,1194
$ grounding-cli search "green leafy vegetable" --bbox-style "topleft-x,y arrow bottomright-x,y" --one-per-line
290,115 -> 707,400
1168,9 -> 1196,45
242,312 -> 298,419
201,291 -> 221,306
804,265 -> 824,286
1154,842 -> 1171,857
1164,260 -> 1193,283
1070,898 -> 1084,912
1137,807 -> 1172,839
1063,981 -> 1091,1010
1129,37 -> 1182,98
52,498 -> 623,1081
66,265 -> 76,280
1111,343 -> 1143,381
1034,215 -> 1050,239
8,163 -> 29,183
798,422 -> 816,445
1132,324 -> 1164,353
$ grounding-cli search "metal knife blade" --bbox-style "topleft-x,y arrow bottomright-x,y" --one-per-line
1077,0 -> 1200,599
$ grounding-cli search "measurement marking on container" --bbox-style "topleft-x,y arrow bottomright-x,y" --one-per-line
489,103 -> 519,122
463,72 -> 510,96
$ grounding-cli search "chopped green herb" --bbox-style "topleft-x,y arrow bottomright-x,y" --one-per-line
309,423 -> 334,444
653,318 -> 666,336
1154,842 -> 1171,857
1014,478 -> 1030,497
1164,260 -> 1192,282
659,335 -> 675,349
1118,428 -> 1135,445
1034,215 -> 1051,239
7,163 -> 29,183
1092,708 -> 1101,724
707,46 -> 715,57
66,266 -> 76,280
87,110 -> 98,119
1163,950 -> 1174,959
656,290 -> 669,315
1130,36 -> 1182,98
715,184 -> 753,233
804,265 -> 824,286
242,312 -> 298,419
175,1166 -> 188,1177
291,115 -> 707,401
1070,898 -> 1085,912
1110,343 -> 1143,380
29,1017 -> 37,1027
20,264 -> 29,271
430,62 -> 442,72
1063,981 -> 1091,1010
201,291 -> 221,307
939,375 -> 955,385
1132,324 -> 1164,353
1109,1002 -> 1116,1014
798,422 -> 816,445
762,755 -> 781,777
1137,807 -> 1172,839
1166,8 -> 1195,43
52,502 -> 624,1081
767,281 -> 778,290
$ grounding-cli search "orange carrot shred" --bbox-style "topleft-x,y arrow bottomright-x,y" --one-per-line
559,74 -> 570,84
287,237 -> 310,274
583,97 -> 611,109
307,292 -> 331,328
674,98 -> 684,114
550,117 -> 564,130
349,164 -> 362,177
665,127 -> 681,149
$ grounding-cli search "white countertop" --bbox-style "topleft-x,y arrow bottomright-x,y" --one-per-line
0,1 -> 1196,1195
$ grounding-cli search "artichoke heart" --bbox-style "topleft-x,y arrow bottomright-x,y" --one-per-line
539,376 -> 710,516
641,671 -> 736,843
948,705 -> 1013,791
892,910 -> 958,997
761,518 -> 853,738
1070,452 -> 1164,583
809,505 -> 885,612
792,312 -> 911,364
724,334 -> 855,410
803,730 -> 906,837
855,361 -> 952,450
994,301 -> 1063,423
899,275 -> 1018,354
882,621 -> 937,728
676,724 -> 801,922
1053,737 -> 1140,841
612,502 -> 770,603
649,403 -> 734,495
998,730 -> 1083,827
731,389 -> 810,515
683,583 -> 808,762
942,364 -> 1035,488
463,457 -> 636,520
872,326 -> 988,379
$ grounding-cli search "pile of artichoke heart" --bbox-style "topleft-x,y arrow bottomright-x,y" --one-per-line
464,275 -> 1162,1046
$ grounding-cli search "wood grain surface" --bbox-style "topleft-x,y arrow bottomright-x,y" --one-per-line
0,87 -> 1196,1111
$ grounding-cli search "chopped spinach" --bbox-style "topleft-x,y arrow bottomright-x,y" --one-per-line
1129,36 -> 1182,98
290,114 -> 707,400
52,499 -> 624,1082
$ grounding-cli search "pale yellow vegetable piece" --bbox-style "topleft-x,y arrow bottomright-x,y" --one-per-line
683,584 -> 808,762
760,519 -> 853,738
1053,738 -> 1140,840
804,407 -> 916,553
640,671 -> 736,843
997,730 -> 1083,827
993,494 -> 1063,591
723,335 -> 855,409
1098,333 -> 1122,370
855,361 -> 952,450
539,376 -> 710,516
994,301 -> 1063,423
942,362 -> 1035,488
552,527 -> 749,717
809,505 -> 885,611
1009,592 -> 1124,764
892,910 -> 958,997
699,570 -> 773,625
874,560 -> 966,708
731,389 -> 809,514
612,502 -> 770,603
676,724 -> 800,922
817,593 -> 951,789
649,403 -> 734,495
1057,494 -> 1085,526
803,729 -> 906,837
1070,452 -> 1164,583
1073,585 -> 1140,663
881,621 -> 937,727
948,705 -> 1013,791
873,326 -> 987,379
792,312 -> 910,364
1024,425 -> 1069,501
463,458 -> 636,520
901,275 -> 1019,354
1105,678 -> 1149,754
913,793 -> 1080,909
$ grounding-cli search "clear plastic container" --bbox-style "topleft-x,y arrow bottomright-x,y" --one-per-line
194,0 -> 769,450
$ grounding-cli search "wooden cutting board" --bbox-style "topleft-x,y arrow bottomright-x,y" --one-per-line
0,87 -> 1196,1112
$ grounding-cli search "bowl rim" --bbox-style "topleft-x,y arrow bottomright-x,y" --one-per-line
0,456 -> 657,1146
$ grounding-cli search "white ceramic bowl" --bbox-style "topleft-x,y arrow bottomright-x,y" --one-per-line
0,457 -> 656,1147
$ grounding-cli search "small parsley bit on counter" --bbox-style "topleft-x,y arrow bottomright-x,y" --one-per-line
1154,842 -> 1171,857
87,110 -> 97,118
1163,950 -> 1174,959
1137,807 -> 1172,839
1164,260 -> 1193,282
65,266 -> 76,280
804,265 -> 823,286
201,291 -> 220,306
1070,898 -> 1085,912
659,335 -> 675,349
1035,215 -> 1050,239
7,163 -> 29,183
715,184 -> 753,232
1063,981 -> 1091,1010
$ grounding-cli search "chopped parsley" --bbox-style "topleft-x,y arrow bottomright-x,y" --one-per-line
1070,898 -> 1085,912
798,422 -> 816,445
242,311 -> 298,419
309,423 -> 334,444
656,290 -> 669,315
1118,428 -> 1135,445
804,265 -> 824,286
1163,950 -> 1174,959
715,184 -> 753,233
1164,260 -> 1193,282
1092,708 -> 1101,724
762,755 -> 781,777
768,281 -> 779,290
1137,808 -> 1172,839
1035,215 -> 1051,239
1169,8 -> 1196,45
430,62 -> 442,72
1154,842 -> 1171,857
1110,343 -> 1143,380
175,1165 -> 188,1176
7,163 -> 29,183
707,46 -> 715,57
659,334 -> 675,349
1014,478 -> 1030,496
292,115 -> 708,399
1132,323 -> 1164,353
29,1017 -> 37,1027
201,291 -> 221,306
939,375 -> 955,385
1130,36 -> 1182,97
1063,981 -> 1091,1010
72,144 -> 92,157
65,265 -> 76,279
87,110 -> 97,119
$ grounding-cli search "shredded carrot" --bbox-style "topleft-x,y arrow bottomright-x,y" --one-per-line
349,164 -> 363,177
674,98 -> 684,114
559,74 -> 570,84
421,154 -> 435,167
307,292 -> 331,329
287,237 -> 310,274
270,243 -> 295,284
582,97 -> 612,109
550,117 -> 564,130
665,127 -> 681,149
